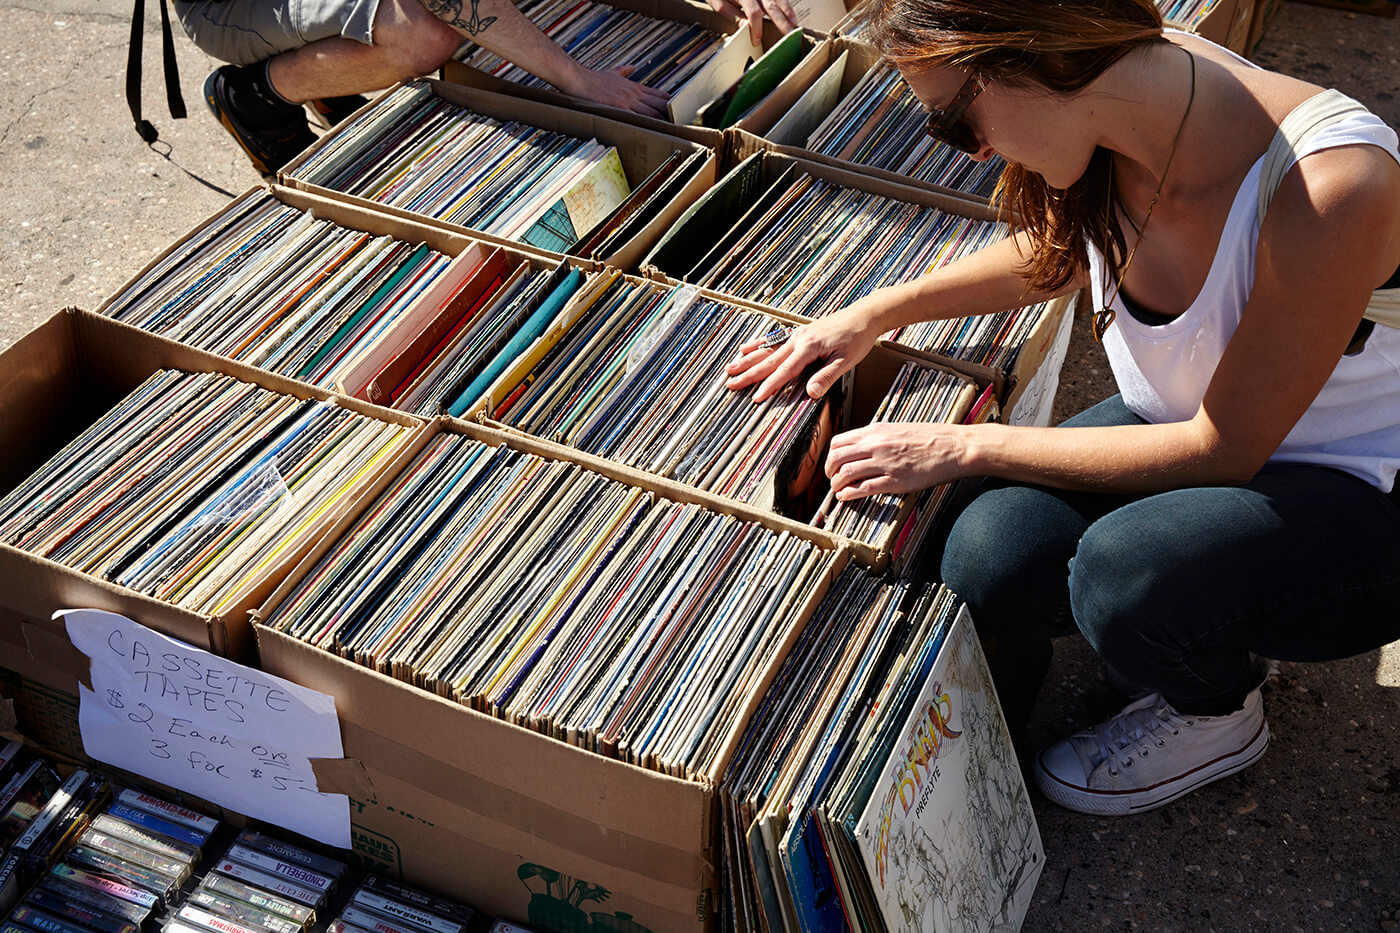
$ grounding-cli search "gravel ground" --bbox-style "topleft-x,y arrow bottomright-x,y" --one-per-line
1,1 -> 1397,929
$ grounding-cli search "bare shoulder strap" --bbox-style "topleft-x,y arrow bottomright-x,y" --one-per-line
1256,89 -> 1367,227
1257,89 -> 1400,330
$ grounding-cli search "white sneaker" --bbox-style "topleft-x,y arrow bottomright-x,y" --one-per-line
1033,689 -> 1269,816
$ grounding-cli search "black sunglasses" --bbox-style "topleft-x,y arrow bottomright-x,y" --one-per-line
924,71 -> 983,155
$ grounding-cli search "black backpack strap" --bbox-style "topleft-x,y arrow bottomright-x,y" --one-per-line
127,0 -> 187,144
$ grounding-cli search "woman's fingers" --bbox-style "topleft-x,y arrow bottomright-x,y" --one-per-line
725,342 -> 789,389
755,344 -> 820,401
832,475 -> 903,502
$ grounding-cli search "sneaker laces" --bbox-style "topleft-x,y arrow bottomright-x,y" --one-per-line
1074,696 -> 1194,777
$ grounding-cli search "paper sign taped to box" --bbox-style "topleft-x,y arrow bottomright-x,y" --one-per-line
60,608 -> 351,848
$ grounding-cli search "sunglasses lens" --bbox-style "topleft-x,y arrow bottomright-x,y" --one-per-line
925,116 -> 979,155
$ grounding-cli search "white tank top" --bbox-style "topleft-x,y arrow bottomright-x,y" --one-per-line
1088,90 -> 1400,492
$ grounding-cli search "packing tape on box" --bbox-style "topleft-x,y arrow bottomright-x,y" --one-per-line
22,620 -> 94,691
310,756 -> 377,802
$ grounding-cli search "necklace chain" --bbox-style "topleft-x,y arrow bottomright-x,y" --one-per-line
1092,48 -> 1198,342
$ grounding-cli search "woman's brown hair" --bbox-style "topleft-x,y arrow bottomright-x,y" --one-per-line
863,0 -> 1166,294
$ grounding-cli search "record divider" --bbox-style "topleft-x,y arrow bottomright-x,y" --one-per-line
277,79 -> 720,275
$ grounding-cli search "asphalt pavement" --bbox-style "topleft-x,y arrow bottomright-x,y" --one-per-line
1,1 -> 1397,930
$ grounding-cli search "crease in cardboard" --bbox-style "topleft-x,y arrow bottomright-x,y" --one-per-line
310,756 -> 378,802
21,620 -> 93,691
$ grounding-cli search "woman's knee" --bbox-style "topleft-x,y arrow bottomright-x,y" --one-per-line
942,483 -> 1082,638
1068,507 -> 1193,667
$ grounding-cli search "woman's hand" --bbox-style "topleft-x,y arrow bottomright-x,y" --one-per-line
825,422 -> 969,501
725,299 -> 886,402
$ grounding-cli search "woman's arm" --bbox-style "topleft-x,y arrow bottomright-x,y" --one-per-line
827,145 -> 1400,501
726,231 -> 1077,402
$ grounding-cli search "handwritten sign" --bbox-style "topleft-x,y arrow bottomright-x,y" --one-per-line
62,609 -> 351,848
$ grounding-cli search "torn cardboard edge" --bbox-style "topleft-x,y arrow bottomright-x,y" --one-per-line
22,619 -> 92,692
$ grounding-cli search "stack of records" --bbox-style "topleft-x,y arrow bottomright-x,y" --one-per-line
264,433 -> 833,777
493,279 -> 824,509
284,84 -> 635,252
102,194 -> 454,390
818,362 -> 974,544
719,568 -> 1042,932
1158,0 -> 1216,27
652,170 -> 1006,321
0,370 -> 411,614
100,194 -> 604,417
805,62 -> 1003,197
454,0 -> 727,95
889,299 -> 1056,373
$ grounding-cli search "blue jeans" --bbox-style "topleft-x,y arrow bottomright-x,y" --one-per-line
941,395 -> 1400,716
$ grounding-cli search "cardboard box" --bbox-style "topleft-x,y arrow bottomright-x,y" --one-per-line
252,416 -> 850,933
96,184 -> 582,317
0,310 -> 427,665
279,80 -> 720,274
97,183 -> 610,419
438,0 -> 830,130
461,270 -> 978,568
638,147 -> 1065,380
638,148 -> 1076,429
725,36 -> 996,209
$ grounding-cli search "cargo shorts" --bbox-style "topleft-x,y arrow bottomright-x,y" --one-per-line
174,0 -> 382,65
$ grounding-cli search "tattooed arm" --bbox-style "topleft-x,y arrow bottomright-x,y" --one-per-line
421,0 -> 670,116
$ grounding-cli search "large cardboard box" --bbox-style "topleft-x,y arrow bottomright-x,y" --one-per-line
252,417 -> 850,933
458,270 -> 979,568
96,183 -> 610,418
727,37 -> 996,209
279,80 -> 720,274
0,310 -> 427,667
637,148 -> 1073,409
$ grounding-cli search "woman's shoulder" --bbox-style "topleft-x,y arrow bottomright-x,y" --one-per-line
1171,32 -> 1323,124
1262,139 -> 1400,290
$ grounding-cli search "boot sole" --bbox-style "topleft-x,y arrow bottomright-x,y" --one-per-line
203,71 -> 276,177
1034,719 -> 1270,816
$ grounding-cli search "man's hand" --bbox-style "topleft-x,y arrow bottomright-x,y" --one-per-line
563,64 -> 669,118
706,0 -> 798,41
